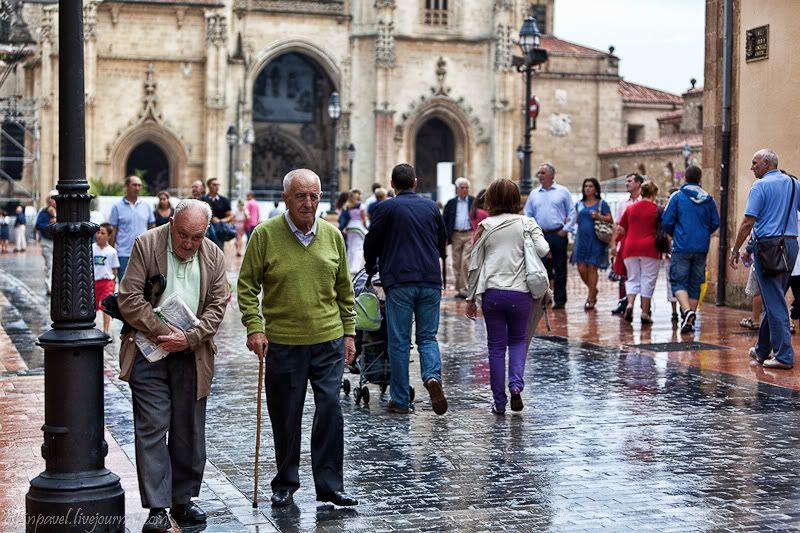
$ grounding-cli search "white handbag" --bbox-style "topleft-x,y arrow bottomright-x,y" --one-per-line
522,218 -> 550,299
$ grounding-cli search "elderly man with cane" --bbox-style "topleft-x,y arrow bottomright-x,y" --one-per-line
238,168 -> 358,508
118,199 -> 229,532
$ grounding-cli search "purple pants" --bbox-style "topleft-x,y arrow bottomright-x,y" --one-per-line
481,289 -> 532,410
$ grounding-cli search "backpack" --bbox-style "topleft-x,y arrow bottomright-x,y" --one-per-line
354,291 -> 382,331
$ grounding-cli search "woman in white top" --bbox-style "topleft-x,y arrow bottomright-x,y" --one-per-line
466,179 -> 550,415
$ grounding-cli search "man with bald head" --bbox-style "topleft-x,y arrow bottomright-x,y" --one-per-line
730,149 -> 800,370
110,175 -> 155,281
238,169 -> 359,508
190,179 -> 205,199
119,199 -> 229,531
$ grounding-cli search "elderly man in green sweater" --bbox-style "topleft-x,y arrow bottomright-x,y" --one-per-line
238,168 -> 358,508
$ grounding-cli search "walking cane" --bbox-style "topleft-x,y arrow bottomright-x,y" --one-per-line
252,356 -> 264,508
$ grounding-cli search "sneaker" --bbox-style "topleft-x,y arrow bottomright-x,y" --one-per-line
748,346 -> 769,364
763,358 -> 793,370
424,378 -> 448,415
680,310 -> 696,334
387,400 -> 412,414
510,392 -> 524,412
611,298 -> 628,315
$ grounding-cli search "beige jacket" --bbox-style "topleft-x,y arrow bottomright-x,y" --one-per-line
118,224 -> 229,399
467,214 -> 550,303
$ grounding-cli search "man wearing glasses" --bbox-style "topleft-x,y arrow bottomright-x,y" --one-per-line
238,169 -> 359,508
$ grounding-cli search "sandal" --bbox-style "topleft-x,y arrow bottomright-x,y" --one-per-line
641,314 -> 653,324
740,317 -> 759,330
584,300 -> 596,310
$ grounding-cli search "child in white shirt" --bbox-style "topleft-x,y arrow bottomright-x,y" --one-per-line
93,223 -> 120,333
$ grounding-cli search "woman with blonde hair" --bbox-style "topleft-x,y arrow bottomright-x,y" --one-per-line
617,180 -> 661,324
466,178 -> 550,415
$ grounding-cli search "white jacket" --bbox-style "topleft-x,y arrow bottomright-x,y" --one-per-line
467,214 -> 550,303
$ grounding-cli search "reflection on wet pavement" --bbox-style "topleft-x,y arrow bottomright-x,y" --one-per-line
3,247 -> 800,530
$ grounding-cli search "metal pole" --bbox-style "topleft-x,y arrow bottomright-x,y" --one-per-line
228,141 -> 235,200
520,63 -> 533,195
329,118 -> 339,213
26,1 -> 125,530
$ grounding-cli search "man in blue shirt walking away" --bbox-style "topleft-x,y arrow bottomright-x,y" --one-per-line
109,175 -> 155,281
661,165 -> 720,334
364,163 -> 449,415
730,149 -> 800,370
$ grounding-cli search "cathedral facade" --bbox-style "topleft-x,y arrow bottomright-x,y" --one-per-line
4,0 -> 683,204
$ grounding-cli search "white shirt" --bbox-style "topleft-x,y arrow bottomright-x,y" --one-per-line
92,243 -> 120,281
284,211 -> 317,247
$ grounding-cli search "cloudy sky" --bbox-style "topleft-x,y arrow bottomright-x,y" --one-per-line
554,0 -> 706,95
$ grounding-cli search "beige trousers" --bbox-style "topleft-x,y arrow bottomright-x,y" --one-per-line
450,231 -> 472,292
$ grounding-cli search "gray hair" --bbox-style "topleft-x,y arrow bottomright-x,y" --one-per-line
757,149 -> 779,168
283,169 -> 321,192
455,177 -> 470,188
540,162 -> 556,177
174,199 -> 212,225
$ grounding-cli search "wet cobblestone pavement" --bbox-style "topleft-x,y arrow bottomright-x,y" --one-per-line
3,245 -> 800,531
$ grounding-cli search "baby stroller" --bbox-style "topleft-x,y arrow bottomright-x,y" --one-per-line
342,269 -> 415,406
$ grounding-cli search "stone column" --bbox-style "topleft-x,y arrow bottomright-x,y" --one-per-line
374,1 -> 396,184
204,11 -> 228,180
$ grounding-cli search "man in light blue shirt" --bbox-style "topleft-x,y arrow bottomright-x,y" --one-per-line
110,175 -> 155,280
730,149 -> 800,370
523,163 -> 576,309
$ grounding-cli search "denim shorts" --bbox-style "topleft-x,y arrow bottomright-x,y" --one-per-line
669,252 -> 707,299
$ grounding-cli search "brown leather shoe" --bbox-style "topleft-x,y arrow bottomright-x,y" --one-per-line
424,378 -> 448,415
387,400 -> 412,414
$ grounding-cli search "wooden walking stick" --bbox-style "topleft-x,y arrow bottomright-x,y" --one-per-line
252,356 -> 264,508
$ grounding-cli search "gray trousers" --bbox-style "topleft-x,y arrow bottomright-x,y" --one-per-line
40,238 -> 53,292
266,338 -> 345,495
129,350 -> 207,509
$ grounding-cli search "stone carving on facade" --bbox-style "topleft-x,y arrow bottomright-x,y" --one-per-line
252,127 -> 313,186
435,57 -> 449,95
394,88 -> 489,144
109,4 -> 121,26
494,24 -> 512,71
548,113 -> 571,137
374,0 -> 395,7
375,19 -> 396,69
175,7 -> 187,29
234,0 -> 247,18
84,1 -> 99,41
138,64 -> 164,124
493,0 -> 514,12
38,10 -> 53,45
206,13 -> 227,47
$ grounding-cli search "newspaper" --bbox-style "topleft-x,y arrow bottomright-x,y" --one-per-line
135,293 -> 200,363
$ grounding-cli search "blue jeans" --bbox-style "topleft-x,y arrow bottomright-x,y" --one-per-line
118,255 -> 129,282
754,238 -> 799,365
669,251 -> 707,299
385,285 -> 442,409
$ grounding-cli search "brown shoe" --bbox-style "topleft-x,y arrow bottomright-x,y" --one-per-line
424,378 -> 448,415
387,400 -> 412,414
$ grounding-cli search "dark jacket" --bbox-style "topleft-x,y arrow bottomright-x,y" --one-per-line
35,208 -> 53,240
442,195 -> 474,243
364,190 -> 447,290
661,184 -> 720,254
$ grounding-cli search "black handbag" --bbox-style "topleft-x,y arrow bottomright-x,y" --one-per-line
655,208 -> 670,254
756,177 -> 796,276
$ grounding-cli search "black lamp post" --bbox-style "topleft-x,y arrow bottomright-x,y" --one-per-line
682,142 -> 692,170
512,16 -> 548,196
347,143 -> 356,188
327,91 -> 342,213
226,125 -> 237,199
26,2 -> 125,530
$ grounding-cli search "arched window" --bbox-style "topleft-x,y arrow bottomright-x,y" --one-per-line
126,141 -> 170,193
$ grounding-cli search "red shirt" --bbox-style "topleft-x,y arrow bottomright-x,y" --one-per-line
619,200 -> 660,259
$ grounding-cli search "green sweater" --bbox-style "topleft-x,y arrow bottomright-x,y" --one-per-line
237,215 -> 356,344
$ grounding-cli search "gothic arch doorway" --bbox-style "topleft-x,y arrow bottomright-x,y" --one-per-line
414,118 -> 455,194
125,141 -> 170,193
251,52 -> 336,193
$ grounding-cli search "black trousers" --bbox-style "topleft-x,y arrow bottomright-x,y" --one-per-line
129,350 -> 207,509
543,232 -> 569,305
266,338 -> 345,495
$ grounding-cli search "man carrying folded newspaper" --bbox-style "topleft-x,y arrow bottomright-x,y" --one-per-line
118,199 -> 229,532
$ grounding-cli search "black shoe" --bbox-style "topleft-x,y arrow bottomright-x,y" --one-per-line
271,490 -> 294,507
552,302 -> 565,310
170,501 -> 206,524
142,508 -> 171,533
510,392 -> 524,412
316,491 -> 359,506
424,378 -> 448,415
611,298 -> 628,315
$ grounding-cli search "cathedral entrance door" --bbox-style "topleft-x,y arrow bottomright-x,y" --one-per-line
414,117 -> 455,197
125,141 -> 170,193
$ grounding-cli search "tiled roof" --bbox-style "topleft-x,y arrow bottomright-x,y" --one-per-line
619,80 -> 683,105
540,36 -> 608,58
598,132 -> 702,156
657,110 -> 684,122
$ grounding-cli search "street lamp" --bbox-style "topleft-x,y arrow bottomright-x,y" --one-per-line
26,1 -> 124,528
327,91 -> 342,213
682,142 -> 692,170
347,143 -> 356,188
226,125 -> 237,199
512,16 -> 548,196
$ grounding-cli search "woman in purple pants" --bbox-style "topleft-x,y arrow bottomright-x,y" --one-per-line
465,179 -> 550,414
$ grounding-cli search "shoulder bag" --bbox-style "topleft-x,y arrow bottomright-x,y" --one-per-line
592,201 -> 613,244
522,218 -> 550,299
757,177 -> 797,276
655,207 -> 670,254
